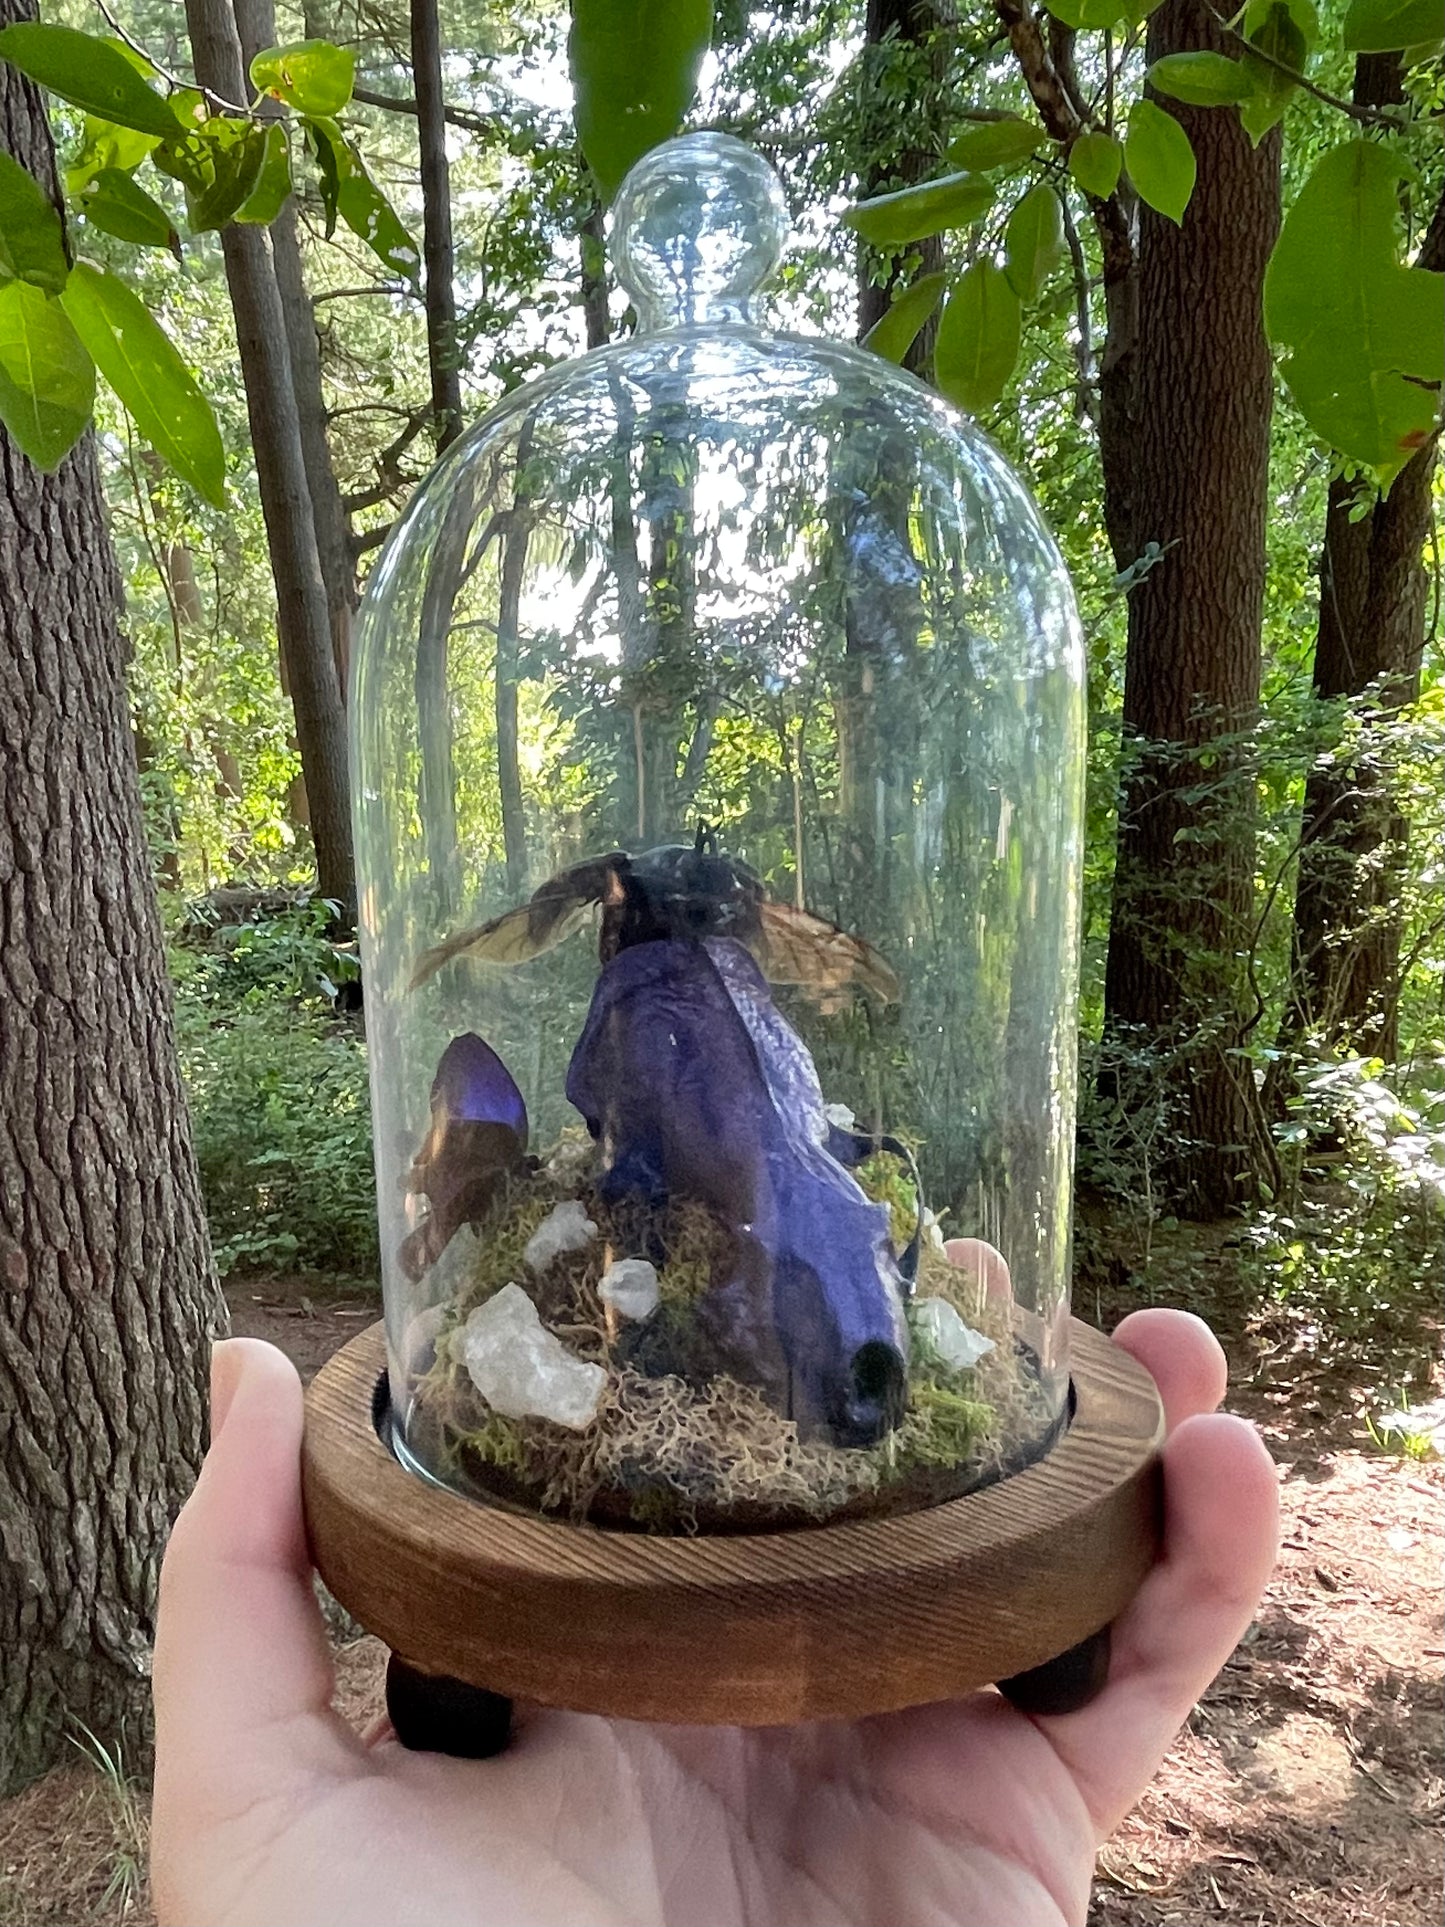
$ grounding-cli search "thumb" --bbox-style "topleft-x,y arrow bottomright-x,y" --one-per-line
153,1341 -> 361,1824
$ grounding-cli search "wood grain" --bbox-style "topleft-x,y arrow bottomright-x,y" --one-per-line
303,1319 -> 1164,1725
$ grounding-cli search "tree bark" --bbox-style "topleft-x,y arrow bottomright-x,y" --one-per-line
412,0 -> 464,449
579,195 -> 611,349
234,0 -> 359,698
495,423 -> 536,893
992,3 -> 1139,569
1283,63 -> 1442,1062
856,0 -> 949,372
1100,0 -> 1281,1217
183,0 -> 355,913
0,2 -> 218,1790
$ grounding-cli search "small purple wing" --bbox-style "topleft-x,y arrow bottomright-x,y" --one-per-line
431,1032 -> 528,1141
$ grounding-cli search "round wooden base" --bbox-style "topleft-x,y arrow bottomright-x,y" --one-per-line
302,1319 -> 1163,1727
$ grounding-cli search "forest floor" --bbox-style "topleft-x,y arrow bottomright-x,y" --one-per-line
0,1222 -> 1440,1927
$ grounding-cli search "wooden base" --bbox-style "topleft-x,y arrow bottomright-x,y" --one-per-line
302,1319 -> 1164,1726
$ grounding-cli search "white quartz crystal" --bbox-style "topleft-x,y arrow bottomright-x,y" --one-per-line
403,1302 -> 447,1378
823,1101 -> 857,1131
461,1283 -> 605,1429
598,1257 -> 660,1321
914,1297 -> 995,1372
523,1199 -> 597,1273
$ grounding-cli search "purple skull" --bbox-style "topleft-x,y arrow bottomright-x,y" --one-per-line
566,937 -> 908,1445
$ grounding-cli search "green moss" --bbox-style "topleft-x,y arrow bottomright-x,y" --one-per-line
453,1192 -> 555,1315
651,1199 -> 723,1309
898,1375 -> 993,1467
455,1410 -> 529,1474
625,1483 -> 691,1532
411,1137 -> 1055,1532
856,1149 -> 920,1248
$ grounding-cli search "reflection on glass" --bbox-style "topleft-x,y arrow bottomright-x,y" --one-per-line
352,134 -> 1086,1533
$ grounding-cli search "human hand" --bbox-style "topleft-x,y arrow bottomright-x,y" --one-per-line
152,1311 -> 1276,1927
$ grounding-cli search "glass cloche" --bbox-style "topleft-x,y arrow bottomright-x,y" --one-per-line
351,133 -> 1085,1535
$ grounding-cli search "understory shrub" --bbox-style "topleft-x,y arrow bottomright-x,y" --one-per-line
170,907 -> 378,1278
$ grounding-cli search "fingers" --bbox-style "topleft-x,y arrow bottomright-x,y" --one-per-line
153,1341 -> 362,1813
1111,1308 -> 1228,1432
944,1237 -> 1013,1304
1038,1407 -> 1278,1838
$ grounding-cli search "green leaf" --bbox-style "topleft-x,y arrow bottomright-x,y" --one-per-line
1342,0 -> 1440,51
152,135 -> 213,196
862,270 -> 948,363
1125,99 -> 1196,225
234,124 -> 292,226
0,278 -> 94,470
1005,183 -> 1066,304
1068,130 -> 1124,201
95,34 -> 158,80
169,90 -> 211,134
1046,0 -> 1165,22
304,117 -> 342,236
846,171 -> 994,247
336,145 -> 420,285
60,262 -> 225,506
185,123 -> 268,233
1265,140 -> 1443,486
946,118 -> 1045,172
935,261 -> 1021,414
304,119 -> 419,283
77,168 -> 180,254
0,151 -> 69,294
65,116 -> 161,196
249,39 -> 356,118
1043,0 -> 1138,25
570,0 -> 713,202
1147,52 -> 1255,105
0,23 -> 179,138
1238,0 -> 1316,143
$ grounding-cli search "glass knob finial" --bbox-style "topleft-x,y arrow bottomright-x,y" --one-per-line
609,133 -> 789,332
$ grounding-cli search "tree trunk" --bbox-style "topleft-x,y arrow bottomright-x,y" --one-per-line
412,0 -> 464,450
992,3 -> 1139,562
1100,0 -> 1281,1218
183,0 -> 355,914
0,3 -> 218,1791
1281,60 -> 1442,1065
271,208 -> 358,693
495,423 -> 536,893
234,0 -> 359,698
856,0 -> 948,372
579,194 -> 610,349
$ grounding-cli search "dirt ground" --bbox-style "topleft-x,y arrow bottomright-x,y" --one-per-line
1,1242 -> 1439,1927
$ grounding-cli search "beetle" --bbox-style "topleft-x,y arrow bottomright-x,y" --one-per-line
410,823 -> 899,1010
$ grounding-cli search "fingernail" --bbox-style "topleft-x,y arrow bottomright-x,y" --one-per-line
209,1339 -> 246,1443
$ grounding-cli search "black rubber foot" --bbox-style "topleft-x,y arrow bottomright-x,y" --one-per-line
997,1624 -> 1112,1717
385,1653 -> 514,1757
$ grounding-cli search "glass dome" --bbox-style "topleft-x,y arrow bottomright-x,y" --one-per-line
352,133 -> 1085,1534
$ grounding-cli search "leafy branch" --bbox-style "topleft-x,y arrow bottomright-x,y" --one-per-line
840,0 -> 1443,486
0,22 -> 419,492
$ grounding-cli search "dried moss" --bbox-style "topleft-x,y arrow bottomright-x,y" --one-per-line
410,1153 -> 1057,1534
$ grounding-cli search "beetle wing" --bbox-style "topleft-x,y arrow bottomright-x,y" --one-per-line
753,900 -> 901,1008
408,854 -> 623,989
